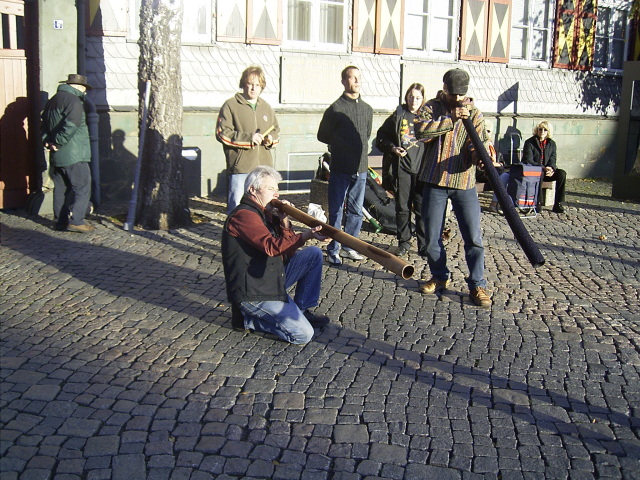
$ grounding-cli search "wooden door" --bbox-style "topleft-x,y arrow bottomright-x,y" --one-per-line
0,0 -> 31,209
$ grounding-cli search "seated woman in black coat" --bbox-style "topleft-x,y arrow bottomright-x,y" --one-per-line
522,121 -> 567,213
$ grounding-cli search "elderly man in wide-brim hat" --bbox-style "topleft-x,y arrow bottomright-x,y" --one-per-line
41,74 -> 94,233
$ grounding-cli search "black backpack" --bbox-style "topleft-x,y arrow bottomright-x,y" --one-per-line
364,174 -> 397,233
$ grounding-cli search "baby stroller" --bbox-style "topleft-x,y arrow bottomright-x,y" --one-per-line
506,164 -> 543,217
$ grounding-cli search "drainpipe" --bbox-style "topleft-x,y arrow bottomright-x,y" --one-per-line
77,0 -> 101,207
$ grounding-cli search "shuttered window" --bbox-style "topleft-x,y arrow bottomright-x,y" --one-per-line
217,0 -> 282,45
552,0 -> 597,70
460,0 -> 512,62
353,0 -> 404,54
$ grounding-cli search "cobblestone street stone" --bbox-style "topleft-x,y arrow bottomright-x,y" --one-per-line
1,179 -> 639,479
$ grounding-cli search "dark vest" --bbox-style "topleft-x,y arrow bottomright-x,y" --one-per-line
221,198 -> 287,304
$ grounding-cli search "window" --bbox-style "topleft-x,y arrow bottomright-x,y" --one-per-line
87,0 -> 128,36
182,0 -> 211,44
353,0 -> 403,54
510,0 -> 553,64
594,7 -> 628,71
405,0 -> 457,58
285,0 -> 346,50
216,0 -> 246,42
1,6 -> 25,50
460,0 -> 512,63
129,0 -> 213,44
552,0 -> 597,70
217,0 -> 283,45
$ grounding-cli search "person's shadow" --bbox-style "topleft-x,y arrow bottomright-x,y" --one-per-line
0,97 -> 40,210
100,129 -> 138,203
1,217 -> 638,467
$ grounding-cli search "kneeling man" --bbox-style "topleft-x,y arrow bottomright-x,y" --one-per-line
222,166 -> 329,344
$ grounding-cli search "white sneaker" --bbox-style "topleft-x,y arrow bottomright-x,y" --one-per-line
339,249 -> 364,261
326,252 -> 342,265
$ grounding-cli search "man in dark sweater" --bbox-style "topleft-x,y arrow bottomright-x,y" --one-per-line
317,66 -> 373,265
221,166 -> 329,344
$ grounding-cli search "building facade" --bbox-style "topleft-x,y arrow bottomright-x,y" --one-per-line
0,0 -> 635,209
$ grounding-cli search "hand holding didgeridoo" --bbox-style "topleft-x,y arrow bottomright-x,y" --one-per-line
271,199 -> 415,279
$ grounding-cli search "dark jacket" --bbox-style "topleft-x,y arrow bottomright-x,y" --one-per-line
317,94 -> 373,174
376,104 -> 425,190
221,197 -> 287,304
522,136 -> 557,169
40,84 -> 91,168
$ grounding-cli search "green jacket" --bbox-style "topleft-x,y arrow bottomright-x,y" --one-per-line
41,84 -> 91,168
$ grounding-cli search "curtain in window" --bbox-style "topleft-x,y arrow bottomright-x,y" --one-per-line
320,1 -> 344,44
287,0 -> 311,41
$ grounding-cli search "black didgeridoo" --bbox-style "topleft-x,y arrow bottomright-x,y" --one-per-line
460,114 -> 545,267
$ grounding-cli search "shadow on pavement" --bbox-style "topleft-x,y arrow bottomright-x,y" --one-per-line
2,218 -> 637,466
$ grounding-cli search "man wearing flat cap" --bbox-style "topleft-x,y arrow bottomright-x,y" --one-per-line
414,68 -> 493,307
41,74 -> 94,233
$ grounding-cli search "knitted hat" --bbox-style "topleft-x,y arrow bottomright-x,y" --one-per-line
443,69 -> 469,95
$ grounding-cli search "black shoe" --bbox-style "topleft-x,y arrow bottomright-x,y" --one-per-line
231,303 -> 246,331
396,245 -> 409,257
552,203 -> 565,213
304,310 -> 330,329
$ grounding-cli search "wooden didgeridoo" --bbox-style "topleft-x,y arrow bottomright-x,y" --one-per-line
459,112 -> 545,267
271,199 -> 415,280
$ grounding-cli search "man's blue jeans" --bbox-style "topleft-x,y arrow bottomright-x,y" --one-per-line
240,246 -> 323,344
421,184 -> 486,289
327,171 -> 367,256
227,173 -> 248,214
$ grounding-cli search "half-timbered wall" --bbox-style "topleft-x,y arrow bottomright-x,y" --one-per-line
79,0 -> 632,199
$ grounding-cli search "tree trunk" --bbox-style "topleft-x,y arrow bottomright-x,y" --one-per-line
136,0 -> 190,230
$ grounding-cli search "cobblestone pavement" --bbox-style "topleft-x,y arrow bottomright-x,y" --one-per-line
1,179 -> 639,480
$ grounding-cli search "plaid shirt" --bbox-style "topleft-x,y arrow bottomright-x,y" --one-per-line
414,92 -> 489,190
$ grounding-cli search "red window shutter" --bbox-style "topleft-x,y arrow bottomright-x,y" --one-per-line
553,0 -> 597,70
